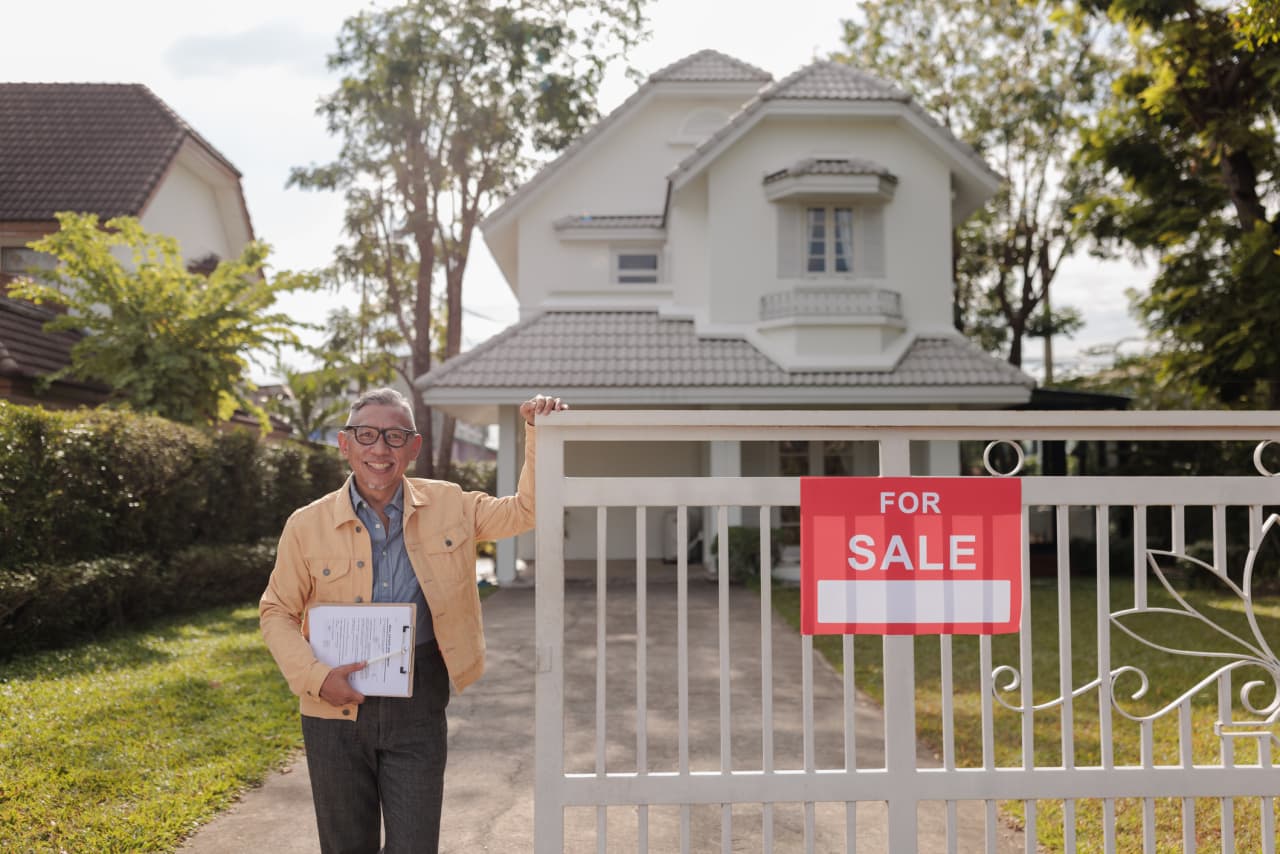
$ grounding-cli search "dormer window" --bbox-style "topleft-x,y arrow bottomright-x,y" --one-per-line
767,157 -> 893,280
806,207 -> 853,274
612,248 -> 662,284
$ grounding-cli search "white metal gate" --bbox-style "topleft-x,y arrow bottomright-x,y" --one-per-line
533,411 -> 1280,852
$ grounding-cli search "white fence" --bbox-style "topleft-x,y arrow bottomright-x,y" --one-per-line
533,411 -> 1280,852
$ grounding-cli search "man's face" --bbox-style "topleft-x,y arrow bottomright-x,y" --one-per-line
337,403 -> 422,502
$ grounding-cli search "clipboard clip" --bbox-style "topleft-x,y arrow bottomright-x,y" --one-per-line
364,625 -> 412,671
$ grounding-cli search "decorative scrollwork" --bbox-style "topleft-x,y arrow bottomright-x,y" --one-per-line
991,513 -> 1280,730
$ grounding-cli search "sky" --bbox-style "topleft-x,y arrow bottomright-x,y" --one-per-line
4,0 -> 1150,382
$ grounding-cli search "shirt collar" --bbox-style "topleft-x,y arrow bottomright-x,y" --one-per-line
347,478 -> 405,517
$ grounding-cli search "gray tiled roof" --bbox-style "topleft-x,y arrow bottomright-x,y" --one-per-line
649,49 -> 773,83
418,311 -> 1034,391
0,83 -> 241,222
553,214 -> 665,230
669,60 -> 999,189
764,61 -> 909,102
764,157 -> 897,184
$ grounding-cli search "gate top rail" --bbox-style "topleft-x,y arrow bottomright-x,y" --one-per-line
533,409 -> 1280,441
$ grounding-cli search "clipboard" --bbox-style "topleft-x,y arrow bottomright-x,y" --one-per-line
308,603 -> 416,697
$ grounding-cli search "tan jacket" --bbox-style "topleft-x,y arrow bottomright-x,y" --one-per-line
260,424 -> 536,720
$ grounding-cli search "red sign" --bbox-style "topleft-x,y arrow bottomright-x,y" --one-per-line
800,477 -> 1022,635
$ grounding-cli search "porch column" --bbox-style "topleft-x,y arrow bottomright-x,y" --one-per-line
704,440 -> 742,566
926,439 -> 961,476
496,404 -> 520,584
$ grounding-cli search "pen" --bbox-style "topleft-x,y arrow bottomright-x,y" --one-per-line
362,647 -> 407,667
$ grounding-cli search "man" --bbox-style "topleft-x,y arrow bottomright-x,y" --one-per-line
260,388 -> 566,854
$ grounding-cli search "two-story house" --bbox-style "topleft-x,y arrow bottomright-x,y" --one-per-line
414,50 -> 1035,577
0,83 -> 254,408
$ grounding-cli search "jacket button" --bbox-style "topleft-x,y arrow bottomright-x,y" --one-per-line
357,560 -> 365,568
342,708 -> 351,716
322,568 -> 331,576
356,526 -> 363,533
444,539 -> 453,547
355,596 -> 363,603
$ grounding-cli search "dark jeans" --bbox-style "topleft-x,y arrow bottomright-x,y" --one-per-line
302,641 -> 451,854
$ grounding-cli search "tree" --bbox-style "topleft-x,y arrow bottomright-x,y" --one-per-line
1075,0 -> 1280,407
291,0 -> 647,477
840,0 -> 1120,379
9,212 -> 315,427
1234,0 -> 1280,46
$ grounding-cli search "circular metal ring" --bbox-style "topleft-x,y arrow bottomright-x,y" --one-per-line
1253,440 -> 1279,477
982,440 -> 1025,477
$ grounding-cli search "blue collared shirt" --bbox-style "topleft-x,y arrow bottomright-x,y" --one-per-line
348,479 -> 434,644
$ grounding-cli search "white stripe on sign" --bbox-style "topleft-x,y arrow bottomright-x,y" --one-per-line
816,580 -> 1011,625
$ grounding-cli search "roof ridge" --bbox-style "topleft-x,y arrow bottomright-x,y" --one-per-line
762,59 -> 910,102
649,49 -> 773,83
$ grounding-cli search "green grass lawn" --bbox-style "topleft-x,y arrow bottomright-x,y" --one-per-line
0,603 -> 300,853
771,578 -> 1280,853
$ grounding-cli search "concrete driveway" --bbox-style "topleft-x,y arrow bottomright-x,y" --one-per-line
182,567 -> 1023,852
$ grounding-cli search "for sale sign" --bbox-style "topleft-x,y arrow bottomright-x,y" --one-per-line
800,477 -> 1022,635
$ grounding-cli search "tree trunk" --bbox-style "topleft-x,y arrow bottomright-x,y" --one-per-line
435,414 -> 456,479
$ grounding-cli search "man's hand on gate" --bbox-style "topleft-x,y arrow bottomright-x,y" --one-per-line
521,394 -> 568,426
319,661 -> 367,707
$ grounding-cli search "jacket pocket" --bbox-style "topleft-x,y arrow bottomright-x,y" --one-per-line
420,523 -> 470,557
308,558 -> 355,602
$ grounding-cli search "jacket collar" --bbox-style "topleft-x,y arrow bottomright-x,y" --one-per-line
332,475 -> 431,528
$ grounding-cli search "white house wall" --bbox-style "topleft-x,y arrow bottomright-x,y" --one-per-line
700,115 -> 955,333
139,156 -> 237,263
516,93 -> 752,312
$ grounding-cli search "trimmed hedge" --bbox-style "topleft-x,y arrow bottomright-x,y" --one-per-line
0,401 -> 346,658
0,538 -> 280,658
0,401 -> 345,570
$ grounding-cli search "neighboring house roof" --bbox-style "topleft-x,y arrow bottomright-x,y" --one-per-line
417,311 -> 1034,414
0,296 -> 106,394
0,82 -> 242,222
481,50 -> 774,236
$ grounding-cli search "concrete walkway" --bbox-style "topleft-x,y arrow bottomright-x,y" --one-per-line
181,568 -> 1024,852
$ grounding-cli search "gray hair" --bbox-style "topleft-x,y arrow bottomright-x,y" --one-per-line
347,387 -> 416,429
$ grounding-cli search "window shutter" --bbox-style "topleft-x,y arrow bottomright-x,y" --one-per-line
855,206 -> 886,278
776,204 -> 801,277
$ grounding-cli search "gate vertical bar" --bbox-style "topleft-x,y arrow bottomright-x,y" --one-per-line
636,507 -> 649,852
879,436 -> 918,852
535,422 -> 567,853
717,505 -> 732,853
678,505 -> 691,853
596,507 -> 607,853
758,508 -> 776,854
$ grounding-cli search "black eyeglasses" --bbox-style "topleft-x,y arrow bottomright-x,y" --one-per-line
343,425 -> 418,448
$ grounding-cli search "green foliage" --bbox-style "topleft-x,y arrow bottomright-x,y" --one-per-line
7,212 -> 319,426
0,540 -> 279,660
840,0 -> 1124,375
0,603 -> 300,851
446,459 -> 498,495
0,401 -> 345,570
1233,0 -> 1280,47
1074,1 -> 1280,407
710,525 -> 783,583
290,0 -> 648,475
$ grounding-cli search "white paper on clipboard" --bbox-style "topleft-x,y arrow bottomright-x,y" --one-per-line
308,603 -> 415,697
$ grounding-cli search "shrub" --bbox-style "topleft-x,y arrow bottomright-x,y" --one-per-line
0,539 -> 279,659
0,401 -> 344,570
710,525 -> 784,583
448,459 -> 497,495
